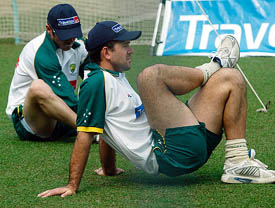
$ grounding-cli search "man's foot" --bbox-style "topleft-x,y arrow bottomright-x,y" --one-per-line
196,35 -> 240,85
249,149 -> 275,175
212,35 -> 240,68
221,157 -> 275,184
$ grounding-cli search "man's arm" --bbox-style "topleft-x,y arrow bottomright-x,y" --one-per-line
94,138 -> 124,176
37,131 -> 94,198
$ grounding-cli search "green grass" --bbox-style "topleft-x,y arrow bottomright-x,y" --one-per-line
0,42 -> 274,208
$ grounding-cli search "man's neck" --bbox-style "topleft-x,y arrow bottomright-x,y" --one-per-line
100,62 -> 116,72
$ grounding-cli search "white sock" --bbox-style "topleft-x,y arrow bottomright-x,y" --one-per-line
225,139 -> 249,165
196,61 -> 221,85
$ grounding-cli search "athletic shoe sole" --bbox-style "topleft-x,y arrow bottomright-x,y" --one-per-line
221,174 -> 275,184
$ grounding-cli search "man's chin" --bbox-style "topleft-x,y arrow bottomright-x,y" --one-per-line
62,45 -> 73,51
64,47 -> 71,51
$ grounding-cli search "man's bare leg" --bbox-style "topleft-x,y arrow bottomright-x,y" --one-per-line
23,79 -> 76,138
187,68 -> 250,165
137,63 -> 275,183
137,62 -> 237,134
137,64 -> 204,135
188,67 -> 246,138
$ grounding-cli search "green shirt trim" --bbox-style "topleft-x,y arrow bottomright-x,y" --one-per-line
34,32 -> 78,111
77,63 -> 106,133
84,62 -> 120,77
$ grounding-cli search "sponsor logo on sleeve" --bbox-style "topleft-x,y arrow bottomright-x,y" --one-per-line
135,104 -> 144,118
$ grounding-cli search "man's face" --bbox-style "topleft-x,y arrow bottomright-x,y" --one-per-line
109,41 -> 133,73
53,36 -> 75,51
46,24 -> 75,51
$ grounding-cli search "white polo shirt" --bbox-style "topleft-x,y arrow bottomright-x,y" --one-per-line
6,31 -> 87,119
77,63 -> 159,175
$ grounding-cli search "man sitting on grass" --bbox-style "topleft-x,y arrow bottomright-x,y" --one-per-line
38,21 -> 275,198
6,4 -> 87,141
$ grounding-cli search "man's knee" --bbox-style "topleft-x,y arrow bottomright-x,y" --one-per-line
215,68 -> 246,88
28,79 -> 54,101
137,64 -> 163,88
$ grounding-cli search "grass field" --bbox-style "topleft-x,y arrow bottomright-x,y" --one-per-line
0,41 -> 274,208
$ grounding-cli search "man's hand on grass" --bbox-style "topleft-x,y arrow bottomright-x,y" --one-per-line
37,185 -> 76,198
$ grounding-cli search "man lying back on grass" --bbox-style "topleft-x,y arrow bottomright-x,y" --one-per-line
38,21 -> 275,198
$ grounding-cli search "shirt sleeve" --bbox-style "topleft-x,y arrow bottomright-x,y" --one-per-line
34,46 -> 78,112
77,70 -> 106,133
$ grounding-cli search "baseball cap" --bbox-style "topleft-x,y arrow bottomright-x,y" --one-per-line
47,4 -> 82,40
85,21 -> 142,51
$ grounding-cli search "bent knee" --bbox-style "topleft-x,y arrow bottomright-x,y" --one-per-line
137,64 -> 164,88
28,79 -> 54,100
215,68 -> 246,88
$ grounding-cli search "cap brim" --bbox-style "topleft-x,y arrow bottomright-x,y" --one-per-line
114,31 -> 141,41
55,25 -> 83,40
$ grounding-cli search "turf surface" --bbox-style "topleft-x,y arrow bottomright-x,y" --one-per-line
0,42 -> 274,207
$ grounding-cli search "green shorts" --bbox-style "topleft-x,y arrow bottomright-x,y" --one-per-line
11,105 -> 77,141
152,122 -> 222,177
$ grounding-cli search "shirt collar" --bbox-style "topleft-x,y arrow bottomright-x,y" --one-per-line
85,62 -> 121,77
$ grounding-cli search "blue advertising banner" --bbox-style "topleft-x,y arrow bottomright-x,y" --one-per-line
156,0 -> 275,56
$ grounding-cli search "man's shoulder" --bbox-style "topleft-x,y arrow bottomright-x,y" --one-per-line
20,32 -> 46,57
24,32 -> 46,50
84,63 -> 104,78
82,63 -> 120,89
81,69 -> 104,88
15,32 -> 48,71
79,70 -> 105,102
87,69 -> 119,85
34,33 -> 60,69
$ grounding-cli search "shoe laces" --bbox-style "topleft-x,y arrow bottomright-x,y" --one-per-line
208,51 -> 223,67
208,51 -> 216,59
208,50 -> 234,68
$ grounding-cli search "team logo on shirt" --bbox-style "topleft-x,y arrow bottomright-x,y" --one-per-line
70,64 -> 76,73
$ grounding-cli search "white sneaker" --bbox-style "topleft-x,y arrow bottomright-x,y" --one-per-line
249,149 -> 275,175
211,35 -> 240,68
221,157 -> 275,184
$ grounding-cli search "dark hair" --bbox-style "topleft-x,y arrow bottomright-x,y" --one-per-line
47,23 -> 56,35
88,41 -> 116,65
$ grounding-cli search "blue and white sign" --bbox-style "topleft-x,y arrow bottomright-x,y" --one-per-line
156,0 -> 275,56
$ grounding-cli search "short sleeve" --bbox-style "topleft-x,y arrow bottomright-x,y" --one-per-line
77,70 -> 106,133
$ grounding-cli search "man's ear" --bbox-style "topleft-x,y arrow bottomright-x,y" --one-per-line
46,24 -> 51,32
101,46 -> 111,61
46,24 -> 54,37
